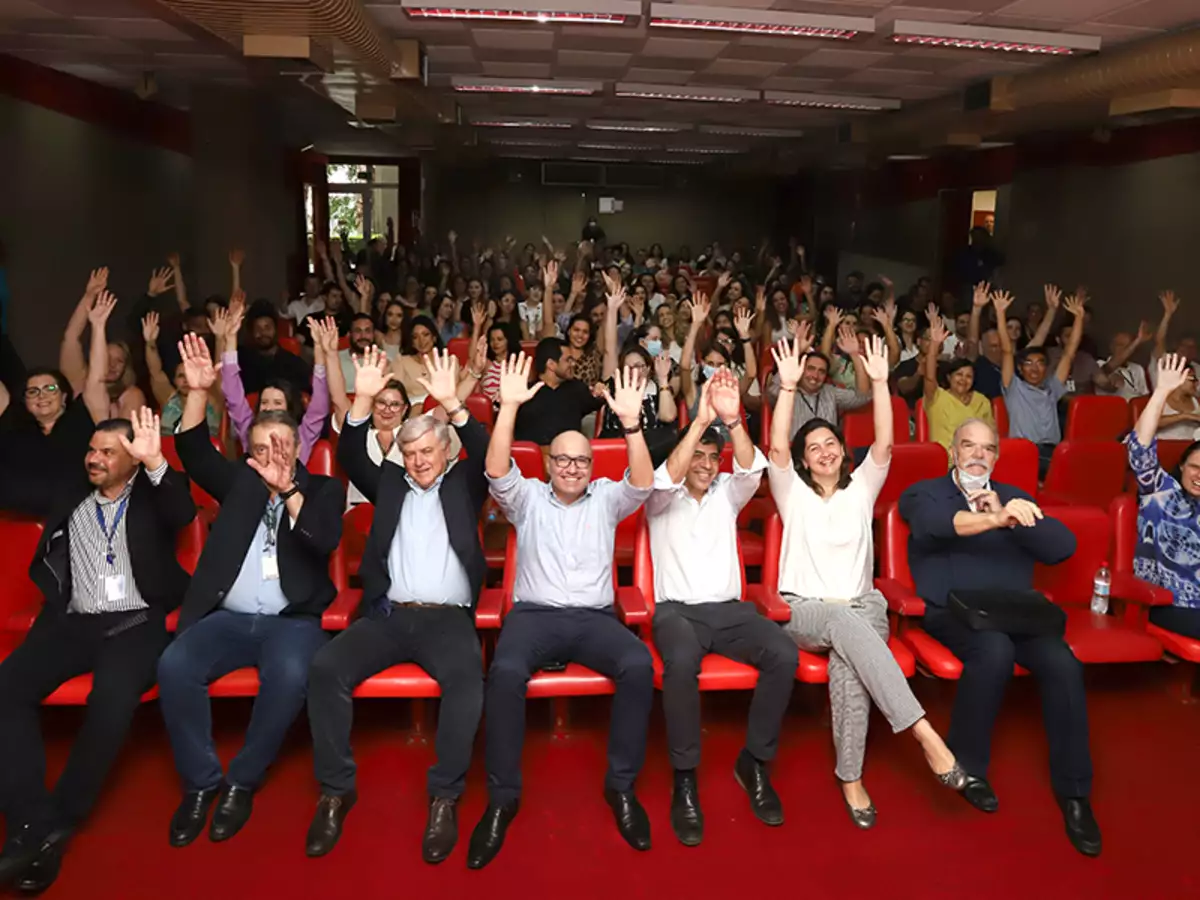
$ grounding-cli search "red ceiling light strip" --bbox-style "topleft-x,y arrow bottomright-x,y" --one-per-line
406,8 -> 627,24
887,20 -> 1101,55
651,18 -> 857,39
890,34 -> 1072,55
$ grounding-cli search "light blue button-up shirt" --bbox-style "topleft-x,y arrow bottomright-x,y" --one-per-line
487,461 -> 651,609
387,470 -> 473,607
222,496 -> 289,616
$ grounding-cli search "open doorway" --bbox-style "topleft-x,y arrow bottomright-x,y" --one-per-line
971,189 -> 996,235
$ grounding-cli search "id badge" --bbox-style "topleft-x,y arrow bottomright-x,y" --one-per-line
104,574 -> 127,604
262,554 -> 280,580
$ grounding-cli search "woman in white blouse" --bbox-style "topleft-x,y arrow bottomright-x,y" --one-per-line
767,332 -> 965,829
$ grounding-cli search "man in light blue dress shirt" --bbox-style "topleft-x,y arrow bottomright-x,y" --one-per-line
466,352 -> 655,870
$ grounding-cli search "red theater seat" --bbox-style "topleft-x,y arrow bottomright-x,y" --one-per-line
840,396 -> 911,449
161,434 -> 223,519
914,398 -> 930,442
592,439 -> 639,566
340,503 -> 374,580
278,335 -> 302,356
446,337 -> 471,367
1065,395 -> 1131,441
1155,439 -> 1192,475
1040,441 -> 1128,508
992,438 -> 1039,497
992,396 -> 1009,438
1129,394 -> 1149,427
0,516 -> 44,632
307,439 -> 335,476
874,442 -> 950,518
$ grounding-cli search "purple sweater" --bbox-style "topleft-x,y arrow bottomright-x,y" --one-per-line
220,351 -> 329,463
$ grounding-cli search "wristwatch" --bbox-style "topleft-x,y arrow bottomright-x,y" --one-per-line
723,418 -> 744,430
622,421 -> 643,435
447,403 -> 468,419
279,484 -> 301,501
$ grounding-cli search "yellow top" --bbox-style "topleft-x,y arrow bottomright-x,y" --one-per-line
927,387 -> 995,452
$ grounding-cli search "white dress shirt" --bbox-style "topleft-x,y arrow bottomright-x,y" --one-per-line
645,448 -> 766,605
386,471 -> 472,607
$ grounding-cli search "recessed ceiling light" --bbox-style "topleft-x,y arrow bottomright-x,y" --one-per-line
578,142 -> 652,152
586,120 -> 693,133
451,76 -> 602,95
648,4 -> 872,40
887,20 -> 1101,55
570,156 -> 634,163
764,90 -> 900,111
486,138 -> 570,147
402,0 -> 639,26
699,125 -> 803,138
647,157 -> 707,165
887,154 -> 928,161
665,146 -> 742,155
473,117 -> 575,128
615,82 -> 759,103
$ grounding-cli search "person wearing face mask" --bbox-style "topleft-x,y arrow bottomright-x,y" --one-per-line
1126,354 -> 1200,639
768,333 -> 966,830
899,419 -> 1098,857
923,315 -> 994,454
157,334 -> 345,850
469,355 -> 655,869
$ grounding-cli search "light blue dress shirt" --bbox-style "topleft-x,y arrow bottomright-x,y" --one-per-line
1003,373 -> 1066,444
387,470 -> 473,607
222,496 -> 289,616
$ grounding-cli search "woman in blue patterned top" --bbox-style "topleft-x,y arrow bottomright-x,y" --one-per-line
1127,353 -> 1200,638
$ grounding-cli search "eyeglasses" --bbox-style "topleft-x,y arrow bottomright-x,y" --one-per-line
374,399 -> 406,412
549,454 -> 592,470
25,384 -> 61,398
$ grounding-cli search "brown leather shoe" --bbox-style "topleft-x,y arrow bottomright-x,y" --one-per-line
305,791 -> 357,857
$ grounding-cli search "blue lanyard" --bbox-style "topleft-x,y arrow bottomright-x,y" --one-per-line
95,496 -> 129,567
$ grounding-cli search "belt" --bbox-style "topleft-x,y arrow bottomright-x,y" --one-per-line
390,601 -> 460,610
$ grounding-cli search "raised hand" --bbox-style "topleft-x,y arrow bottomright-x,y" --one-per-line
799,273 -> 813,298
355,273 -> 373,304
178,332 -> 220,390
542,259 -> 560,290
89,290 -> 118,326
330,240 -> 343,262
835,322 -> 860,357
995,497 -> 1043,529
471,334 -> 488,374
755,285 -> 767,314
771,335 -> 805,389
229,248 -> 245,267
653,351 -> 672,387
315,238 -> 328,260
351,346 -> 391,400
570,270 -> 586,297
1136,320 -> 1153,344
924,301 -> 940,327
498,352 -> 543,407
600,365 -> 649,427
793,318 -> 814,354
416,348 -> 461,408
471,301 -> 489,329
708,367 -> 741,423
824,304 -> 843,328
247,431 -> 298,494
118,406 -> 164,468
929,314 -> 949,347
448,229 -> 458,244
990,290 -> 1014,316
601,268 -> 623,297
86,267 -> 109,297
733,306 -> 754,339
167,252 -> 181,269
1160,290 -> 1180,315
860,334 -> 889,383
147,267 -> 174,297
1043,284 -> 1062,310
687,291 -> 711,329
142,311 -> 160,343
1155,353 -> 1190,394
973,282 -> 991,308
717,270 -> 732,290
1063,291 -> 1087,319
870,307 -> 892,331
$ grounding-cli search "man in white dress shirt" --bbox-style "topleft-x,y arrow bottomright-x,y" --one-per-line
646,369 -> 797,846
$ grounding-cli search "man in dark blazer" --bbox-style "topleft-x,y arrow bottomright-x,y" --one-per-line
305,347 -> 488,864
157,335 -> 344,849
0,409 -> 195,894
898,417 -> 1100,858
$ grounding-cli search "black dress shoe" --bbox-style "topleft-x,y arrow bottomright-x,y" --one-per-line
169,787 -> 222,848
0,823 -> 49,888
733,749 -> 783,826
305,791 -> 357,858
467,800 -> 519,870
13,833 -> 67,897
422,797 -> 458,864
209,785 -> 254,842
961,776 -> 999,813
1057,796 -> 1102,858
670,770 -> 704,847
603,788 -> 651,851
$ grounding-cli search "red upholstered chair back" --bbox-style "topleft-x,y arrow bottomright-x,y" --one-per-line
1129,394 -> 1149,425
1065,395 -> 1131,441
761,512 -> 783,591
520,341 -> 539,357
914,398 -> 929,442
337,335 -> 350,351
160,435 -> 223,512
1109,494 -> 1138,573
880,503 -> 915,588
992,396 -> 1009,438
590,439 -> 628,482
307,439 -> 335,476
175,516 -> 205,575
1033,506 -> 1110,607
758,394 -> 771,447
1040,441 -> 1129,508
0,516 -> 45,622
511,442 -> 547,480
875,442 -> 950,516
633,515 -> 747,613
446,338 -> 471,367
840,396 -> 911,450
340,503 -> 375,581
992,438 -> 1039,497
465,393 -> 495,430
278,335 -> 302,356
1156,439 -> 1193,475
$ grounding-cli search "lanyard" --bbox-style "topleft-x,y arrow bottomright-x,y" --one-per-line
263,499 -> 281,552
798,390 -> 819,418
95,497 -> 129,567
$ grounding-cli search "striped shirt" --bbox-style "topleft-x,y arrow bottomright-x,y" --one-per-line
68,462 -> 168,614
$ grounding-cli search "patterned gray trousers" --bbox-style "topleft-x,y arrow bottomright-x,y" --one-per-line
783,591 -> 925,782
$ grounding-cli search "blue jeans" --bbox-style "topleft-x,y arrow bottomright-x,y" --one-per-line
157,611 -> 328,792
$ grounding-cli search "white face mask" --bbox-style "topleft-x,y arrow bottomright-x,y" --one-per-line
955,467 -> 990,494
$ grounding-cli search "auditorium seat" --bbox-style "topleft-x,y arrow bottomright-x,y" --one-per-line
465,393 -> 495,430
1065,395 -> 1131,441
277,335 -> 302,356
1040,441 -> 1128,507
633,519 -> 790,691
0,516 -> 45,632
1155,439 -> 1192,475
992,396 -> 1009,438
340,502 -> 374,579
873,442 -> 950,519
914,398 -> 929,442
307,439 -> 335,476
840,396 -> 911,450
446,337 -> 471,367
1110,495 -> 1200,699
591,439 -> 638,566
1129,394 -> 1149,425
161,434 -> 223,520
992,438 -> 1039,497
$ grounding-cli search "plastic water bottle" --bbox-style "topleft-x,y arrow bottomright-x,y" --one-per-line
1090,562 -> 1111,615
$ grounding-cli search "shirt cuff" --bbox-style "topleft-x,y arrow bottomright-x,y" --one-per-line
486,458 -> 523,487
146,460 -> 169,485
346,413 -> 370,427
732,446 -> 768,476
222,351 -> 238,365
652,461 -> 685,492
313,364 -> 326,377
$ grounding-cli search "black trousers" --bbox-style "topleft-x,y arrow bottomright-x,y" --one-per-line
307,605 -> 483,798
484,604 -> 654,803
0,611 -> 167,832
653,601 -> 797,771
1150,605 -> 1200,639
923,605 -> 1093,798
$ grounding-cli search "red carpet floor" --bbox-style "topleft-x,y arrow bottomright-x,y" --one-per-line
11,663 -> 1199,900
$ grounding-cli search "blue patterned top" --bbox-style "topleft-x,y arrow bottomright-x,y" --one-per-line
1126,432 -> 1200,609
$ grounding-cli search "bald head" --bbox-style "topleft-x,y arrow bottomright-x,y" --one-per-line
549,430 -> 590,457
547,430 -> 594,504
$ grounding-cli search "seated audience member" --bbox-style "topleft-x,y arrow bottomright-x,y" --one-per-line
512,337 -> 602,446
994,289 -> 1085,478
217,305 -> 328,462
763,320 -> 869,440
433,292 -> 465,344
0,409 -> 194,893
306,349 -> 488,863
768,334 -> 964,829
1097,322 -> 1151,400
338,313 -> 380,386
963,283 -> 1004,400
391,314 -> 443,407
1146,361 -> 1200,440
283,274 -> 326,329
158,335 -> 342,849
469,356 -> 655,869
924,315 -> 994,453
647,370 -> 797,845
141,312 -> 222,436
479,323 -> 512,404
1126,355 -> 1200,638
597,345 -> 677,464
1149,289 -> 1198,387
898,419 -> 1099,857
377,299 -> 405,361
891,320 -> 933,410
61,269 -> 147,420
239,303 -> 312,395
568,312 -> 603,387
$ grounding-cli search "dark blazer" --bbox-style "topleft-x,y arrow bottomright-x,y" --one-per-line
175,421 -> 344,631
898,473 -> 1077,609
337,411 -> 489,614
25,463 -> 196,620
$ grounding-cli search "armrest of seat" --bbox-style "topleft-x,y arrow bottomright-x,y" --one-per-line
875,577 -> 926,617
475,588 -> 505,630
321,589 -> 362,630
615,586 -> 650,627
3,604 -> 39,632
743,585 -> 792,622
165,609 -> 180,633
1111,571 -> 1173,606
